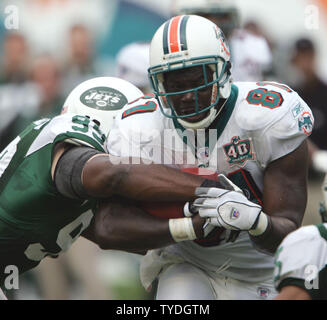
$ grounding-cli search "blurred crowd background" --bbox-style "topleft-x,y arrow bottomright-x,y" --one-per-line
0,0 -> 327,300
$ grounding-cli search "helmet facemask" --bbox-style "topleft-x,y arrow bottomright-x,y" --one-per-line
149,56 -> 231,129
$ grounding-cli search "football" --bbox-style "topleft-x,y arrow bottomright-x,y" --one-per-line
139,167 -> 218,219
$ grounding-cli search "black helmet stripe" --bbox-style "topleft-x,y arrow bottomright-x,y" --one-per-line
179,15 -> 189,51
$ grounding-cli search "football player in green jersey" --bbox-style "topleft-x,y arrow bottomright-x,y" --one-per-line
273,174 -> 327,300
0,76 -> 231,294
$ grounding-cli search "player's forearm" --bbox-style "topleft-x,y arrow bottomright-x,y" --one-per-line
113,164 -> 206,201
98,216 -> 174,251
249,215 -> 298,254
84,201 -> 205,251
83,155 -> 207,201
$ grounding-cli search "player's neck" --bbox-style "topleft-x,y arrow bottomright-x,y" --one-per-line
207,98 -> 227,130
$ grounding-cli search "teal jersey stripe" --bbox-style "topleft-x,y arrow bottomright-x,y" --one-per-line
316,223 -> 327,241
122,101 -> 157,119
211,84 -> 239,141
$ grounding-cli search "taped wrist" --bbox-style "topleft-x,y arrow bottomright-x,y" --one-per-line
54,146 -> 102,199
249,212 -> 269,236
169,218 -> 197,242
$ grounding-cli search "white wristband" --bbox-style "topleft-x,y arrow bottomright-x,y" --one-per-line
169,218 -> 197,242
248,212 -> 268,236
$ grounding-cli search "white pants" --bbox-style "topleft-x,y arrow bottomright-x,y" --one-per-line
156,262 -> 277,300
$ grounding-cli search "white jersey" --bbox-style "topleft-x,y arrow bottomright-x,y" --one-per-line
108,81 -> 313,283
274,223 -> 327,299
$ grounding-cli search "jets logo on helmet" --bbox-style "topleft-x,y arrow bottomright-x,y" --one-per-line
63,77 -> 143,138
80,87 -> 128,110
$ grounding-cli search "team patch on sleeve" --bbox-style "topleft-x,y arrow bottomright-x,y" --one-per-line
297,111 -> 314,136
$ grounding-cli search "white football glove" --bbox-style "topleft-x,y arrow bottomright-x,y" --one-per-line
183,201 -> 216,237
193,174 -> 264,232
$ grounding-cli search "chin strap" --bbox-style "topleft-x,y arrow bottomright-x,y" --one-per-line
177,98 -> 227,130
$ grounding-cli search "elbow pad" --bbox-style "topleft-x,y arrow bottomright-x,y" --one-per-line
54,146 -> 102,199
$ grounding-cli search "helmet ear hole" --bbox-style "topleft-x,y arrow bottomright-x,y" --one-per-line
226,61 -> 232,76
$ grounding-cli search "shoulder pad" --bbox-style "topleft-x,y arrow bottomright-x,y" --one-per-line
114,96 -> 166,131
48,113 -> 106,151
108,96 -> 176,158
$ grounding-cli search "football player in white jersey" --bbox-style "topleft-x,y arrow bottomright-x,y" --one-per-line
116,42 -> 152,94
107,15 -> 313,300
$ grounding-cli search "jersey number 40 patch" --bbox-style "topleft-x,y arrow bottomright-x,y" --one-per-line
223,136 -> 254,166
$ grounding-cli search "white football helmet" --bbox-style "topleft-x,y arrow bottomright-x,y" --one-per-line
61,77 -> 143,138
116,42 -> 151,92
148,15 -> 232,129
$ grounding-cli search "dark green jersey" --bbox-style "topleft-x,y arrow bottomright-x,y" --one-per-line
0,114 -> 106,283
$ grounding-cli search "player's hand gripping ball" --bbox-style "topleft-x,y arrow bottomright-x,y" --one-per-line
140,167 -> 218,219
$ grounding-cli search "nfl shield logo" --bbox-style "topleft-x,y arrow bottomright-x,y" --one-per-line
197,147 -> 210,167
257,287 -> 270,299
230,208 -> 240,220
